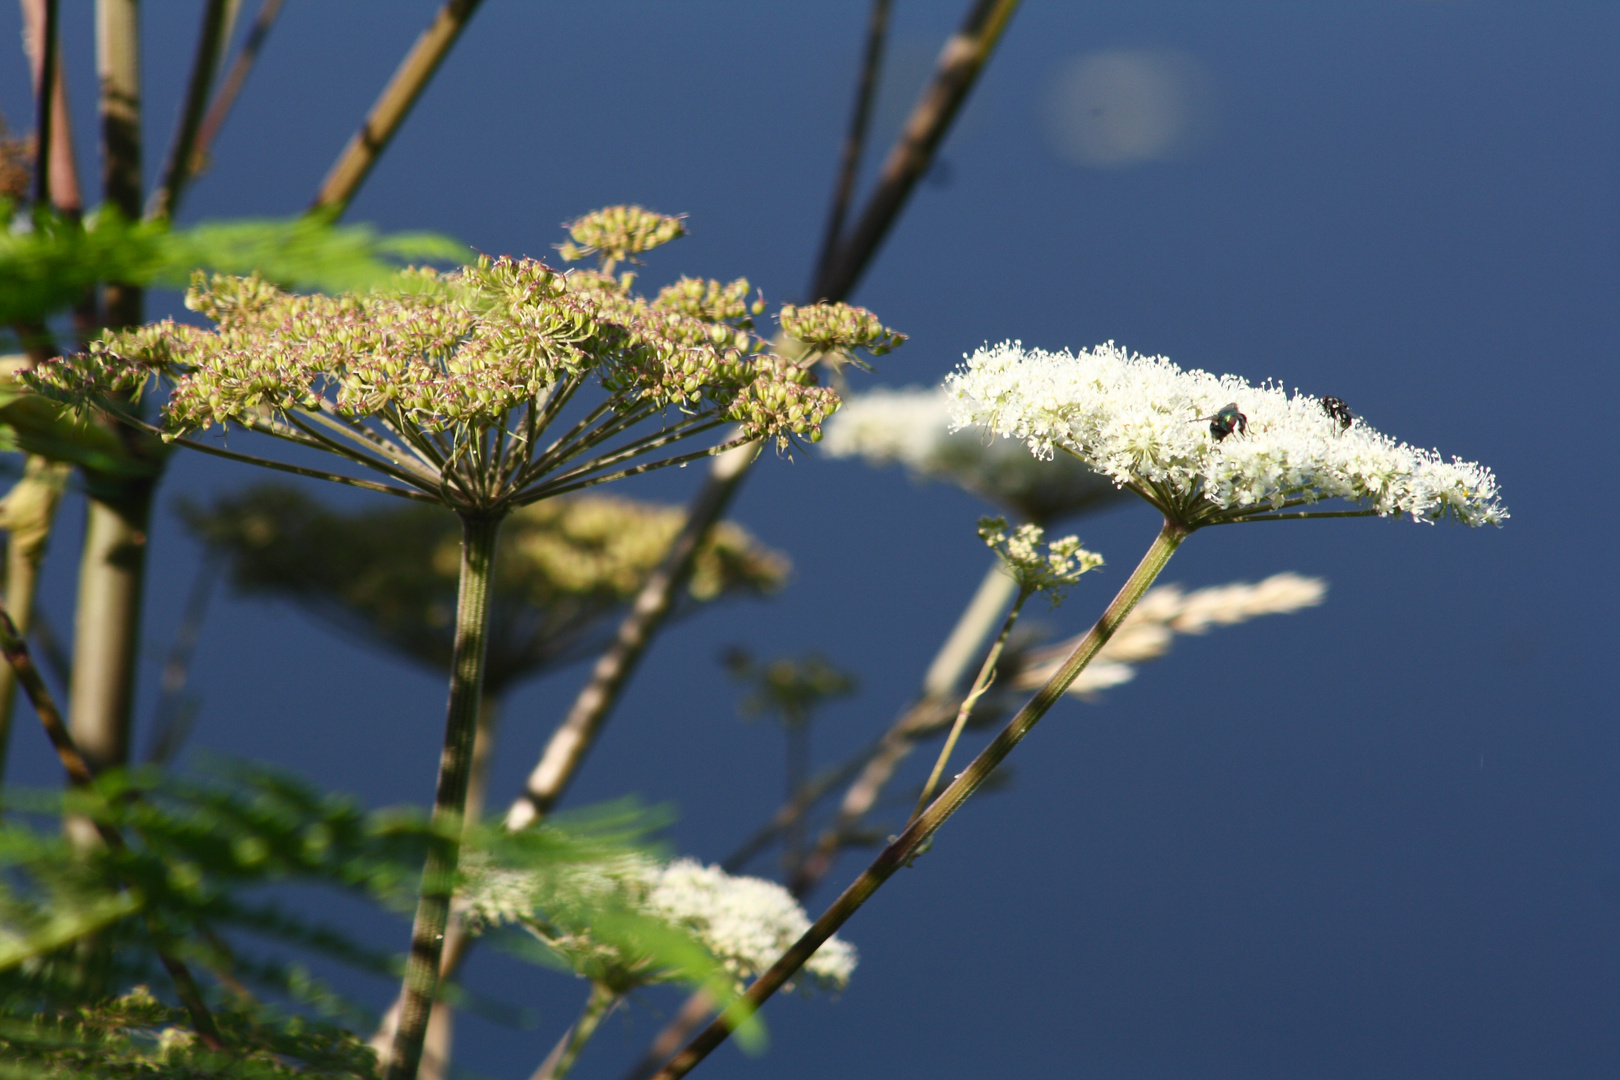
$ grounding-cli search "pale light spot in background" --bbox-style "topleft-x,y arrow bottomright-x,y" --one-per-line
1041,48 -> 1219,168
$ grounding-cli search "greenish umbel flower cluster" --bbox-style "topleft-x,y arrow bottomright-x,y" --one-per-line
19,208 -> 903,1080
779,300 -> 907,372
977,515 -> 1103,603
25,245 -> 893,510
556,205 -> 687,275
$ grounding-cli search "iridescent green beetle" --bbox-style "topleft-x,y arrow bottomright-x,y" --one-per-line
1191,401 -> 1247,441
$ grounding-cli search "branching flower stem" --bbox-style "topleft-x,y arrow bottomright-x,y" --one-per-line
387,513 -> 501,1080
649,518 -> 1189,1080
909,581 -> 1030,825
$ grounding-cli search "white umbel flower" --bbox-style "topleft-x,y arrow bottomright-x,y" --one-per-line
646,859 -> 856,993
822,385 -> 1124,523
945,342 -> 1506,527
460,854 -> 855,994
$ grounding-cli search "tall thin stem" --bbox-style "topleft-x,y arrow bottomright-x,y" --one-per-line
910,584 -> 1030,823
62,1 -> 154,844
386,512 -> 502,1080
650,519 -> 1190,1080
190,0 -> 286,177
532,983 -> 620,1080
810,0 -> 892,298
146,0 -> 231,220
811,0 -> 1024,302
28,0 -> 60,206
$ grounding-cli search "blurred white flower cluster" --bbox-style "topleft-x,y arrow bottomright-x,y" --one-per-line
1013,572 -> 1328,697
460,854 -> 855,994
645,858 -> 856,993
946,342 -> 1506,527
821,385 -> 1124,523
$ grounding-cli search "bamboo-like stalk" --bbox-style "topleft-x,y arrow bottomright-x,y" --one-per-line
310,0 -> 486,215
649,520 -> 1190,1079
61,1 -> 152,845
0,457 -> 71,789
386,513 -> 502,1080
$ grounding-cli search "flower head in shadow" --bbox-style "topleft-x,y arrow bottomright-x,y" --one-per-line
180,484 -> 788,695
822,385 -> 1126,524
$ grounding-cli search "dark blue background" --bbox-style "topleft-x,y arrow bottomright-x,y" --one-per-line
2,3 -> 1616,1077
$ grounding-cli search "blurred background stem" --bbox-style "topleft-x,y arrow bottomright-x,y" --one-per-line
0,456 -> 71,791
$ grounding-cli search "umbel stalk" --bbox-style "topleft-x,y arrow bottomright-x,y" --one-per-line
651,518 -> 1189,1079
387,513 -> 501,1080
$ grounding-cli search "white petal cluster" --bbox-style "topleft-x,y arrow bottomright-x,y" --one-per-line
821,385 -> 1123,523
459,854 -> 855,994
945,342 -> 1506,526
645,858 -> 856,993
1012,572 -> 1328,697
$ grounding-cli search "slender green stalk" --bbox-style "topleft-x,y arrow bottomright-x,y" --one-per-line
650,518 -> 1190,1080
533,983 -> 620,1080
386,512 -> 502,1080
910,584 -> 1030,823
413,691 -> 502,1080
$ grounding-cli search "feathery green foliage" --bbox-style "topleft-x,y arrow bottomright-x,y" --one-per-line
0,204 -> 467,330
